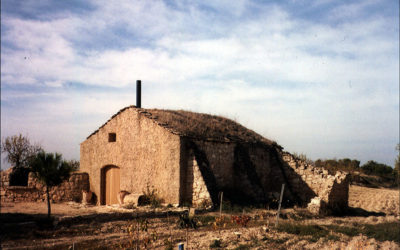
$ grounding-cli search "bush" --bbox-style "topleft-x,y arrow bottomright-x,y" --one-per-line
140,185 -> 164,208
361,161 -> 394,176
315,158 -> 360,174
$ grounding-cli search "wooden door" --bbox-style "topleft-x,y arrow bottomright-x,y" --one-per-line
104,167 -> 120,205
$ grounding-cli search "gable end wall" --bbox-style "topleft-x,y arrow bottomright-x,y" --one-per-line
80,108 -> 181,205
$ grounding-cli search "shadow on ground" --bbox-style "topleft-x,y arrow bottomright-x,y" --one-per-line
345,207 -> 386,217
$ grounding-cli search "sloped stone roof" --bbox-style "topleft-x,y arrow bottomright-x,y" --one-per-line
86,105 -> 277,145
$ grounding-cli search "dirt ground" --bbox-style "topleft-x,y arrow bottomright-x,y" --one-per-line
1,185 -> 399,249
348,185 -> 399,215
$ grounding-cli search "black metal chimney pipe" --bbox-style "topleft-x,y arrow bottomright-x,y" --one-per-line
136,80 -> 141,108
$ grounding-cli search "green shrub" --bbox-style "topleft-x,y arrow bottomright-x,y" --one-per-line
361,161 -> 394,176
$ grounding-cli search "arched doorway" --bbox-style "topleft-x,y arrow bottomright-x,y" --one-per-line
101,165 -> 120,205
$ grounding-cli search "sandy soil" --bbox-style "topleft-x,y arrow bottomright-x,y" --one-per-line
1,185 -> 399,249
348,185 -> 399,216
0,201 -> 132,216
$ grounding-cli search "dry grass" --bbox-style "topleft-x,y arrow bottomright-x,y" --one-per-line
2,185 -> 400,249
145,108 -> 275,144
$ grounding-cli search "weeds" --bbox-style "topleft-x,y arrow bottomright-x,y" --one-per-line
196,215 -> 216,226
177,214 -> 197,229
209,239 -> 222,248
249,231 -> 259,246
122,218 -> 158,249
213,216 -> 228,230
277,221 -> 400,243
326,222 -> 400,243
276,222 -> 329,242
231,215 -> 251,227
163,238 -> 174,250
140,185 -> 164,208
233,244 -> 251,250
267,237 -> 289,244
363,222 -> 400,242
326,225 -> 358,237
325,234 -> 340,242
221,201 -> 253,214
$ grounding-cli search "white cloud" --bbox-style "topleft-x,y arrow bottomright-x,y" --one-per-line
1,0 -> 398,167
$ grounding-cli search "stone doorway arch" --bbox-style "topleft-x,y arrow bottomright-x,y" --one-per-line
101,165 -> 120,205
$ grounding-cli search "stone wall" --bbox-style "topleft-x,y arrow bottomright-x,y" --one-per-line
183,151 -> 213,207
280,151 -> 349,213
1,168 -> 89,203
80,106 -> 349,211
180,139 -> 348,213
180,140 -> 286,205
80,107 -> 182,205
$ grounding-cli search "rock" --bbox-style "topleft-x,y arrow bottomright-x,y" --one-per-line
82,190 -> 93,205
307,196 -> 328,215
123,193 -> 144,206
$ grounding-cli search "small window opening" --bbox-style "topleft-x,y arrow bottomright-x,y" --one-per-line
108,133 -> 116,142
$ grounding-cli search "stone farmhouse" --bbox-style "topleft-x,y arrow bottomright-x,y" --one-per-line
80,105 -> 349,213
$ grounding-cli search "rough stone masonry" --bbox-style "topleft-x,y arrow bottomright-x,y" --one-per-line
1,168 -> 89,203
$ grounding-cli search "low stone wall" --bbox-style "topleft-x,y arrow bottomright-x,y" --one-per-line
280,151 -> 349,213
1,168 -> 89,203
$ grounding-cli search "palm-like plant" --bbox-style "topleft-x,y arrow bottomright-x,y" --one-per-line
30,151 -> 77,218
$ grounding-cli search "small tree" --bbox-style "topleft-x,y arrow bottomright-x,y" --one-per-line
1,134 -> 41,168
30,151 -> 77,218
1,134 -> 42,185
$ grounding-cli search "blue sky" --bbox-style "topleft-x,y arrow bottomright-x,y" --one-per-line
1,0 -> 399,168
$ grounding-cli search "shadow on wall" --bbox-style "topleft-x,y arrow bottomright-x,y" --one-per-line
9,167 -> 30,186
183,140 -> 321,208
273,149 -> 317,206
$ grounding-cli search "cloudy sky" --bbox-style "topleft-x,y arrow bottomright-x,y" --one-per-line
1,0 -> 399,169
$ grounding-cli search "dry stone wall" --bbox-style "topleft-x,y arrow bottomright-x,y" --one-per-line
280,151 -> 349,213
183,140 -> 289,205
1,168 -> 89,203
181,139 -> 348,213
190,154 -> 213,207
